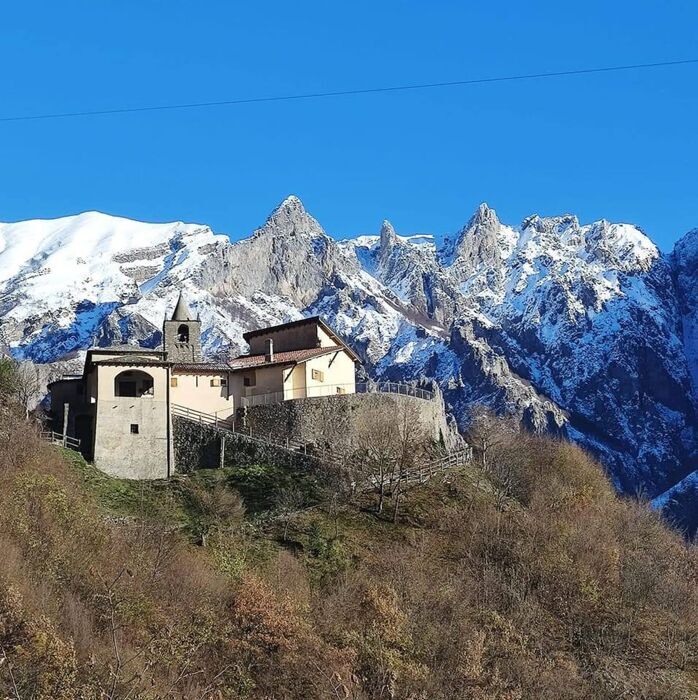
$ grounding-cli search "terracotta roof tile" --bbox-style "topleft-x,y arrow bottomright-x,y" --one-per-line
229,346 -> 342,370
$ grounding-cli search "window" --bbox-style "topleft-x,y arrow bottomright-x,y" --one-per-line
336,387 -> 346,395
220,377 -> 227,387
130,424 -> 139,434
312,368 -> 325,382
210,377 -> 221,387
170,377 -> 178,387
243,372 -> 256,387
177,324 -> 189,343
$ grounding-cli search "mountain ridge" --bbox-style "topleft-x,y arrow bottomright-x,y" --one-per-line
1,196 -> 696,529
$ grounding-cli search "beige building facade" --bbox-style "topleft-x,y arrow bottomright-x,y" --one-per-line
49,299 -> 358,480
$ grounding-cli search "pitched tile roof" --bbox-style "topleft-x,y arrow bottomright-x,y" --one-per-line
241,315 -> 360,362
229,346 -> 344,370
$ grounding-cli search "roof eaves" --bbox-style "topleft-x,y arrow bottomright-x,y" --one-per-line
242,316 -> 321,341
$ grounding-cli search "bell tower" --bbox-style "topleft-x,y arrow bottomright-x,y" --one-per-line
163,292 -> 202,363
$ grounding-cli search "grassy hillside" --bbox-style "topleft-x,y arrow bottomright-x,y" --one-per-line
0,402 -> 697,698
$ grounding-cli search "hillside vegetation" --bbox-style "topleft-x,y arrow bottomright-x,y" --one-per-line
0,370 -> 697,698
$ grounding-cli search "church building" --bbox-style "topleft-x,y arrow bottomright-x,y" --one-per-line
48,293 -> 358,479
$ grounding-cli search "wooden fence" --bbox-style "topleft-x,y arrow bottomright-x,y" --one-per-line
41,431 -> 81,451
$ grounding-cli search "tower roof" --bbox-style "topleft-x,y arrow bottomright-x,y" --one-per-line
171,292 -> 194,321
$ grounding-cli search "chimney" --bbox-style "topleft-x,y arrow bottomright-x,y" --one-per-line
265,338 -> 274,363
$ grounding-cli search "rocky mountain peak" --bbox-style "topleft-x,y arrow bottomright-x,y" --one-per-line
253,195 -> 327,241
673,228 -> 698,262
442,202 -> 503,270
467,202 -> 499,230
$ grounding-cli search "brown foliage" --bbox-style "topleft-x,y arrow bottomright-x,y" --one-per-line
0,401 -> 696,699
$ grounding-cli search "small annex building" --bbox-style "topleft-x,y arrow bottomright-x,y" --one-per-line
230,316 -> 359,406
48,293 -> 358,479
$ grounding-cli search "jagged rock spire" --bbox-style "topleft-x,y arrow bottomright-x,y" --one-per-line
171,291 -> 194,321
441,203 -> 501,268
379,220 -> 398,249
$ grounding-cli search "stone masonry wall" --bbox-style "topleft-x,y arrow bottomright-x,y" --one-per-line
173,416 -> 320,473
234,389 -> 462,453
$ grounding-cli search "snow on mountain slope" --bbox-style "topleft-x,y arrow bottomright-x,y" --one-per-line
0,211 -> 224,359
1,196 -> 697,515
343,203 -> 697,494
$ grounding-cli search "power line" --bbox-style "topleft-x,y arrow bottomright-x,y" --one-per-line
2,58 -> 697,123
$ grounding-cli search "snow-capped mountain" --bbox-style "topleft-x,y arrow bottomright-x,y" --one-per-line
1,196 -> 696,530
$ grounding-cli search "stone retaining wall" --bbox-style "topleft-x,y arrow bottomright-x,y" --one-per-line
234,389 -> 462,453
173,416 -> 319,473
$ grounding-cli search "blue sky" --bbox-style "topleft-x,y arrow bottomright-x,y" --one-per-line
1,1 -> 697,250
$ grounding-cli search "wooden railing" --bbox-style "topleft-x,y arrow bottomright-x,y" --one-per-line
41,431 -> 81,450
389,447 -> 472,487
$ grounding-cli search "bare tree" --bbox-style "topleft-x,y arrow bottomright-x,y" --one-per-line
465,405 -> 518,473
352,402 -> 400,514
352,397 -> 432,520
186,482 -> 245,546
14,361 -> 42,420
0,357 -> 43,420
389,399 -> 431,523
275,486 -> 306,541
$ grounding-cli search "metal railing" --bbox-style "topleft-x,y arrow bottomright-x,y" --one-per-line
239,381 -> 434,408
41,431 -> 81,450
171,404 -> 235,428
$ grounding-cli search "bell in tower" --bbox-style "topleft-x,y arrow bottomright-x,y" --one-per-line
163,292 -> 202,363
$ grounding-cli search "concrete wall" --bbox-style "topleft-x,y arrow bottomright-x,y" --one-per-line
92,364 -> 170,479
170,370 -> 234,419
236,389 -> 462,453
288,364 -> 305,400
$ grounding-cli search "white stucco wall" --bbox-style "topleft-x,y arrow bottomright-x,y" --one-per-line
304,350 -> 356,397
170,370 -> 234,419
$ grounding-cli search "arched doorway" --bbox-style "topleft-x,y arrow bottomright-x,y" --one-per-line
114,370 -> 154,398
